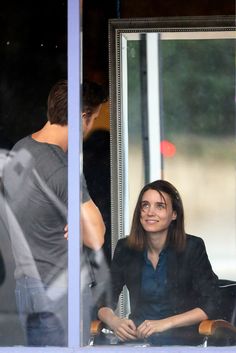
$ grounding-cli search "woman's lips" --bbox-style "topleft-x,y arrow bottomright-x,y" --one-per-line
145,219 -> 159,224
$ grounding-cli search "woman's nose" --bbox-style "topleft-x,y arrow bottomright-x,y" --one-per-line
147,205 -> 156,215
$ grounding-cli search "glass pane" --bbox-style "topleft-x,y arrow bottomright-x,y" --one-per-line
127,35 -> 236,281
109,18 -> 236,350
0,1 -> 68,344
0,146 -> 68,347
161,38 -> 236,280
127,38 -> 146,224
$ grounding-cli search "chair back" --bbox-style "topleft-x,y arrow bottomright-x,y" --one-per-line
218,279 -> 236,325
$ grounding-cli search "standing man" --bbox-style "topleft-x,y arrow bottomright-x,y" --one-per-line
8,79 -> 107,346
80,81 -> 108,345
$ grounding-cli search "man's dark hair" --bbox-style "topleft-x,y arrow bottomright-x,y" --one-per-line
47,79 -> 107,125
47,80 -> 68,126
82,80 -> 108,118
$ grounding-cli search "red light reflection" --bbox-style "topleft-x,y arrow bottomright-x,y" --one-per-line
160,140 -> 176,157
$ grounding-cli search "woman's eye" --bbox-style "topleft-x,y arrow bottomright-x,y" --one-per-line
141,203 -> 149,210
156,203 -> 165,210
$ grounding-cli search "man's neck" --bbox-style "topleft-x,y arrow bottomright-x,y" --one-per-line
31,121 -> 68,152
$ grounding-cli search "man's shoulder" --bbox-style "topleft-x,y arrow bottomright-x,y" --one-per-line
12,136 -> 45,156
12,136 -> 31,151
13,136 -> 67,165
12,136 -> 67,183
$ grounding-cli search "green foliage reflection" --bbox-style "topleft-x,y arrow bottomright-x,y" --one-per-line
161,39 -> 235,137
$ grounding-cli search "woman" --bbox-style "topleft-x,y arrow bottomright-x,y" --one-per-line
98,179 -> 220,346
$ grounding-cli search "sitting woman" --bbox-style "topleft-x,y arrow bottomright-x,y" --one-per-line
98,179 -> 220,346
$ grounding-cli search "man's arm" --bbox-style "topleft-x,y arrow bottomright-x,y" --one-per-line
81,199 -> 105,251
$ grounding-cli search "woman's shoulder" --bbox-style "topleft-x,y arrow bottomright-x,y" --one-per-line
111,237 -> 129,264
185,233 -> 206,252
186,233 -> 204,243
114,236 -> 141,257
115,236 -> 130,251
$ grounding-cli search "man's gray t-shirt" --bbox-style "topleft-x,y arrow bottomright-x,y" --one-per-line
11,136 -> 68,284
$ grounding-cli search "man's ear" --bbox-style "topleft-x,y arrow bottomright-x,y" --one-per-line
82,112 -> 89,128
82,112 -> 87,121
82,112 -> 91,126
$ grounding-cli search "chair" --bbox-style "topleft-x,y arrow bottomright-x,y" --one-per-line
90,279 -> 236,347
199,279 -> 236,347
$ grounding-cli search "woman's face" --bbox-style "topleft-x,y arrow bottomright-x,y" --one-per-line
140,189 -> 177,234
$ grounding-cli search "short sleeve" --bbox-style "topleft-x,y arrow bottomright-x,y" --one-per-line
82,173 -> 91,203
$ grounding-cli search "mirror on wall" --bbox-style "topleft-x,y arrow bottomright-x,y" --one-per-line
108,16 -> 236,319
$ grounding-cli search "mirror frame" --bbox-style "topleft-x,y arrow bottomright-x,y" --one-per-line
108,15 -> 236,256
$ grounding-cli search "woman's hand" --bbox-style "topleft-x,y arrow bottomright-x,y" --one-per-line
136,308 -> 208,339
98,307 -> 137,342
110,317 -> 137,341
136,319 -> 171,339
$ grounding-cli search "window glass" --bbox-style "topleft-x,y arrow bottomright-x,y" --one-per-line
161,38 -> 236,280
0,1 -> 67,347
127,35 -> 236,281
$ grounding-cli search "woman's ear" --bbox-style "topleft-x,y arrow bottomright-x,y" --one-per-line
172,211 -> 177,220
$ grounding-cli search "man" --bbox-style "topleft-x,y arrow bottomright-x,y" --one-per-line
8,79 -> 107,346
80,80 -> 107,251
80,81 -> 109,345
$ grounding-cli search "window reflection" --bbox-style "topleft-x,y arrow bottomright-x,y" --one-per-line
0,148 -> 68,346
127,34 -> 236,281
161,38 -> 236,280
107,17 -> 236,349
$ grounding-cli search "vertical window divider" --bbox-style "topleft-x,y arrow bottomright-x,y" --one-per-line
68,0 -> 81,348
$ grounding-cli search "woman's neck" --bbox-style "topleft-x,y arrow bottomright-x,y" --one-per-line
147,232 -> 167,255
